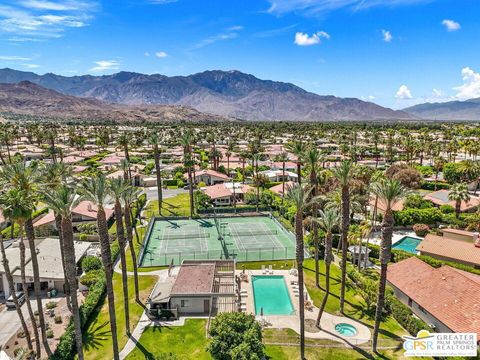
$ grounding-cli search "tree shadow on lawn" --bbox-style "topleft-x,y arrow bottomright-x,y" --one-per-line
83,320 -> 112,352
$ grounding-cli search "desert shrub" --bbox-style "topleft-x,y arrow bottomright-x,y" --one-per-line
412,224 -> 430,237
54,315 -> 63,324
46,301 -> 57,310
81,256 -> 102,272
394,208 -> 442,226
404,194 -> 433,209
46,329 -> 54,339
421,181 -> 450,191
439,204 -> 455,214
80,269 -> 105,287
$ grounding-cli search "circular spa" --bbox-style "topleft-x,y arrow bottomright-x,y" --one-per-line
335,323 -> 358,337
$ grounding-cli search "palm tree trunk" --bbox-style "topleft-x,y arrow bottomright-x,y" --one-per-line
154,144 -> 163,214
125,202 -> 139,302
297,162 -> 301,185
295,210 -> 305,360
96,208 -> 120,360
188,168 -> 194,218
114,200 -> 130,334
25,218 -> 52,357
61,216 -> 84,360
18,231 -> 41,357
372,209 -> 394,353
339,186 -> 350,314
281,161 -> 286,205
54,213 -> 71,312
316,232 -> 332,327
0,234 -> 33,352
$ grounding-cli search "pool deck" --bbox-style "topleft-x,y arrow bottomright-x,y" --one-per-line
238,269 -> 371,345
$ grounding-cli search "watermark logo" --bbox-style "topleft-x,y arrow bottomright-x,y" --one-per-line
403,330 -> 478,357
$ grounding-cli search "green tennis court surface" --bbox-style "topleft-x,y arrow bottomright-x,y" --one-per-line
139,215 -> 296,266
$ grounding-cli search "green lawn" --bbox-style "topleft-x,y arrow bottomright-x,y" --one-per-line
82,272 -> 157,360
144,193 -> 191,217
125,319 -> 211,360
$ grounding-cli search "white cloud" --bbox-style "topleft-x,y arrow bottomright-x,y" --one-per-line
228,25 -> 244,31
19,1 -> 90,11
454,67 -> 480,100
395,85 -> 413,99
90,60 -> 120,72
442,19 -> 460,32
294,31 -> 330,46
144,51 -> 150,57
432,88 -> 443,97
155,51 -> 168,58
0,55 -> 32,61
22,63 -> 40,68
382,29 -> 392,42
0,1 -> 97,41
267,0 -> 432,16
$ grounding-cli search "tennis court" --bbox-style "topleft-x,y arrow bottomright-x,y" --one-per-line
139,215 -> 297,267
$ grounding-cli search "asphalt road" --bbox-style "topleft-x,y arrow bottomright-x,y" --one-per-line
142,187 -> 187,201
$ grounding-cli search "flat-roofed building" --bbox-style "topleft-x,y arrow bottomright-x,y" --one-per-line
416,229 -> 480,268
148,260 -> 236,319
0,238 -> 91,299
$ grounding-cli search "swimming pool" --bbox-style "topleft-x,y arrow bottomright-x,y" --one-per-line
335,323 -> 358,337
392,236 -> 422,254
252,276 -> 295,315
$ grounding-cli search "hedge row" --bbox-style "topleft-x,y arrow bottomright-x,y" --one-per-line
347,266 -> 429,336
420,181 -> 450,191
52,240 -> 120,359
386,294 -> 429,336
51,277 -> 107,359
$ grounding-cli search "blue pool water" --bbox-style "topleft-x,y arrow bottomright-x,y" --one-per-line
252,276 -> 295,315
335,323 -> 358,337
392,236 -> 422,254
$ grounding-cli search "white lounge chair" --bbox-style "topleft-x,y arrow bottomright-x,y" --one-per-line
268,265 -> 273,274
262,265 -> 267,274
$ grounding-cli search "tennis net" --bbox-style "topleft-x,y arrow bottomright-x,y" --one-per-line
231,229 -> 278,237
161,233 -> 210,240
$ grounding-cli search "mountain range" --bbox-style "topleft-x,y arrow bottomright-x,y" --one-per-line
0,81 -> 233,122
0,68 -> 413,122
403,98 -> 480,121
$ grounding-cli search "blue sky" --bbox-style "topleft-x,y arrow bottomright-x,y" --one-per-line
0,0 -> 479,109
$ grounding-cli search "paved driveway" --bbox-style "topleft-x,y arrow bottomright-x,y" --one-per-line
142,187 -> 187,201
0,297 -> 62,347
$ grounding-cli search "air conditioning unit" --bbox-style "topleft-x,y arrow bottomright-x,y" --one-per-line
428,323 -> 436,329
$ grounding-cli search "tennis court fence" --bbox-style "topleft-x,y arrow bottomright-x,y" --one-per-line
141,246 -> 297,266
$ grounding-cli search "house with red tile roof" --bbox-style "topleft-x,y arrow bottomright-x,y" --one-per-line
423,190 -> 480,213
416,229 -> 480,268
201,182 -> 252,206
185,169 -> 230,186
269,181 -> 295,196
34,201 -> 114,230
387,257 -> 480,336
148,260 -> 236,318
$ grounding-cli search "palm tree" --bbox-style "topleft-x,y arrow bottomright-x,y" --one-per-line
331,161 -> 356,314
313,209 -> 339,327
123,185 -> 142,302
448,183 -> 471,218
286,141 -> 306,185
252,153 -> 262,211
118,132 -> 131,179
42,185 -> 84,360
180,131 -> 195,218
371,178 -> 408,353
285,183 -> 312,360
276,152 -> 289,204
79,175 -> 120,360
305,147 -> 322,287
41,162 -> 73,310
0,197 -> 34,354
150,133 -> 163,214
0,162 -> 52,357
108,177 -> 131,334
